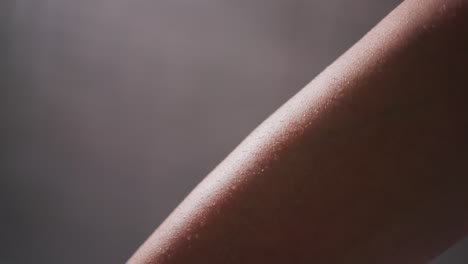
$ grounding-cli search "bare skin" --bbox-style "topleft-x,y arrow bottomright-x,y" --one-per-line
128,0 -> 468,263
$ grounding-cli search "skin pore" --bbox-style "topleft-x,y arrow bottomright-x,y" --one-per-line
128,0 -> 468,263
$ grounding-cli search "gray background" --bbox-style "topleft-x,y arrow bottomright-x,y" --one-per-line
2,0 -> 466,263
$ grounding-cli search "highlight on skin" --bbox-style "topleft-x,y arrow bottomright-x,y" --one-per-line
129,0 -> 468,263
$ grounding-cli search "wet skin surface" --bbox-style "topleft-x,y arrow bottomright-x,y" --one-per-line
129,0 -> 468,263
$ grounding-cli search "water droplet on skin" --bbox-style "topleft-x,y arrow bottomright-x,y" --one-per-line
273,153 -> 279,161
187,235 -> 192,241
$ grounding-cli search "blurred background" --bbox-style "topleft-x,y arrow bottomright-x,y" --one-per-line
1,0 -> 467,263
